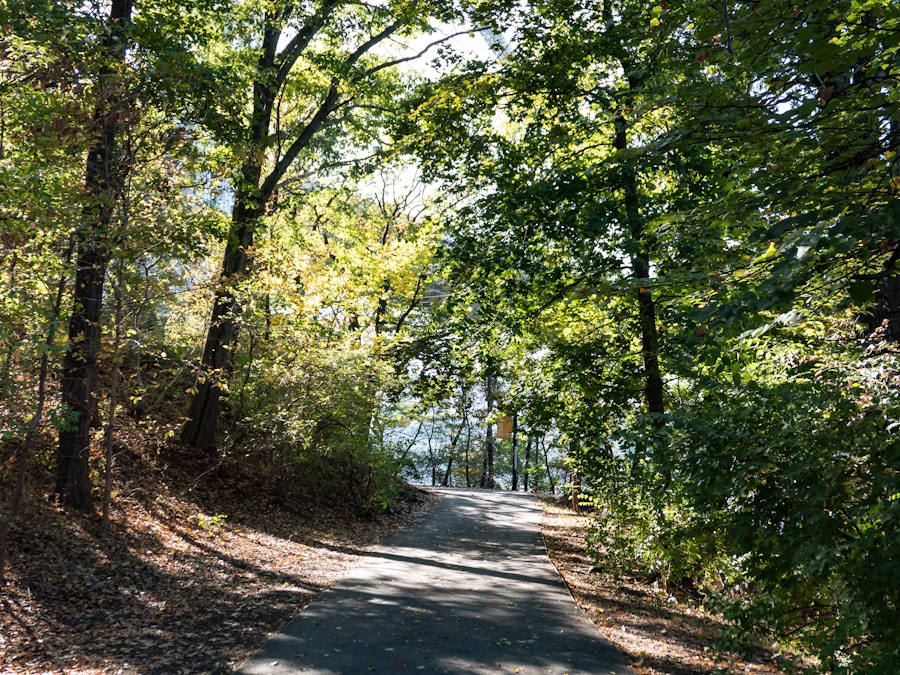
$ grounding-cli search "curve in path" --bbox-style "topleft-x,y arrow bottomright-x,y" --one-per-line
235,488 -> 633,674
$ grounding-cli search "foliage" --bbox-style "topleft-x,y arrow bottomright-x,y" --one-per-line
2,0 -> 899,668
234,344 -> 398,514
399,0 -> 900,671
665,333 -> 900,673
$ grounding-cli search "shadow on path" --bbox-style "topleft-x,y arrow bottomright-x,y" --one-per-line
235,488 -> 634,675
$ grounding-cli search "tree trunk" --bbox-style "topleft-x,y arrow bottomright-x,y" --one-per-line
55,0 -> 133,511
180,0 -> 409,450
14,242 -> 71,517
542,434 -> 555,494
441,455 -> 453,486
482,375 -> 495,489
510,413 -> 518,491
180,17 -> 277,450
424,407 -> 438,487
523,435 -> 531,492
180,203 -> 258,449
442,414 -> 466,486
180,14 -> 349,449
480,448 -> 488,487
464,419 -> 472,488
614,110 -> 664,436
102,267 -> 125,528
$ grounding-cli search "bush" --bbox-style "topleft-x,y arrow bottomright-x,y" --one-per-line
236,345 -> 405,516
585,454 -> 736,594
582,348 -> 900,673
666,366 -> 900,674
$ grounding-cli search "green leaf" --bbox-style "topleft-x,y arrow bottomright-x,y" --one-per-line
848,280 -> 875,305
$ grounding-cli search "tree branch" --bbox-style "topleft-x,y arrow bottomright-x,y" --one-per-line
260,81 -> 341,201
274,0 -> 344,92
361,29 -> 478,79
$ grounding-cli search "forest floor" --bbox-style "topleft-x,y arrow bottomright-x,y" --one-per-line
3,443 -> 794,675
0,434 -> 436,675
540,498 -> 794,675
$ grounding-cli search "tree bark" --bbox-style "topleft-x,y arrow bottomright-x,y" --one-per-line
523,435 -> 531,493
481,375 -> 495,489
181,4 -> 445,449
181,8 -> 352,449
542,434 -> 555,494
13,241 -> 71,517
55,0 -> 133,511
441,454 -> 453,486
180,194 -> 261,448
442,413 -> 466,486
614,111 -> 665,423
102,267 -> 125,527
180,21 -> 276,449
510,413 -> 518,491
464,417 -> 472,488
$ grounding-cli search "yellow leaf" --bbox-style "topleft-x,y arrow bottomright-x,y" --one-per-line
753,242 -> 778,264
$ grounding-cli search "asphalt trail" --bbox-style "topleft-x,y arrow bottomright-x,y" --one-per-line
235,488 -> 633,674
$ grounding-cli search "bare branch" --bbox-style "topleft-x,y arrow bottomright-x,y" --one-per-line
362,28 -> 480,79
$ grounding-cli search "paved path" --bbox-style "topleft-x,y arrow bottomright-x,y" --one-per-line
235,488 -> 633,674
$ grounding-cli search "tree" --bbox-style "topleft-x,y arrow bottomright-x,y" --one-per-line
1,1 -> 94,545
405,0 -> 900,669
55,0 -> 134,511
181,0 -> 464,450
2,0 -> 234,513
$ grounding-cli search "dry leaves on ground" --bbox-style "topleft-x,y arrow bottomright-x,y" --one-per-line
4,452 -> 794,675
1,448 -> 435,675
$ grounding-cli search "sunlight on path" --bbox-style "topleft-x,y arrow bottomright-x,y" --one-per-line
236,488 -> 632,675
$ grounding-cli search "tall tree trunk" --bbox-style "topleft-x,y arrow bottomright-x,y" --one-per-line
0,250 -> 69,580
55,0 -> 133,511
542,434 -> 555,494
464,418 -> 472,488
441,455 -> 453,486
482,375 -> 495,489
14,241 -> 71,517
523,435 -> 531,493
102,265 -> 125,528
181,24 -> 275,450
180,199 -> 260,449
480,446 -> 488,487
424,407 -> 438,487
614,109 -> 664,436
180,3 -> 409,449
510,413 -> 518,491
442,413 -> 466,486
180,12 -> 349,449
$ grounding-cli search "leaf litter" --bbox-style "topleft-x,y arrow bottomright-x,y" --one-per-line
1,435 -> 435,675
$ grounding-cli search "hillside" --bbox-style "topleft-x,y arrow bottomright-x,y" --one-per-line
1,421 -> 433,674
